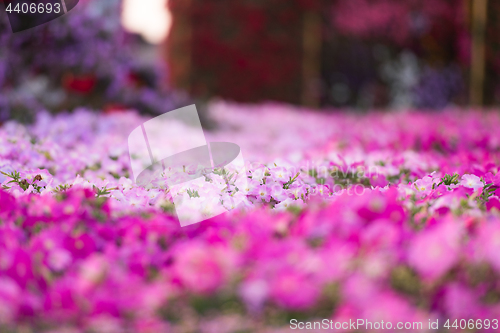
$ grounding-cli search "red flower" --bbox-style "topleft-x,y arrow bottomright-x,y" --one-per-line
62,73 -> 97,94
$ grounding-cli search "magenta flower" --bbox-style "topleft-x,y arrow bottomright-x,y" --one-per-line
3,248 -> 34,289
484,172 -> 500,187
43,279 -> 81,323
64,234 -> 96,260
357,188 -> 405,224
0,190 -> 16,216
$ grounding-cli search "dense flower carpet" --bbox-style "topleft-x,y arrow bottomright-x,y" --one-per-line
1,103 -> 500,332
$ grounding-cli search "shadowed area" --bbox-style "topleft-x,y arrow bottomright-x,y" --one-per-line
4,0 -> 79,33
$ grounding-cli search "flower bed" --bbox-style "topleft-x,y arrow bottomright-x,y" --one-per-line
1,103 -> 500,332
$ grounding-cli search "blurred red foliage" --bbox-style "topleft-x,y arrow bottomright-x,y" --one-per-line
166,0 -> 322,104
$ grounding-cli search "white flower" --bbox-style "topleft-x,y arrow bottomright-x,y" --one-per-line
250,168 -> 266,183
460,174 -> 483,190
274,198 -> 295,211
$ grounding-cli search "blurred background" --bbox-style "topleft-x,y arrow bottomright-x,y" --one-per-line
165,0 -> 491,109
0,0 -> 496,120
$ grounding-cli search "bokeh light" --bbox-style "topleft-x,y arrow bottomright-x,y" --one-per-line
121,0 -> 171,44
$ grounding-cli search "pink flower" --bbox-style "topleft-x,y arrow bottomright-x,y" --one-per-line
360,291 -> 422,326
475,222 -> 500,272
269,167 -> 292,184
0,277 -> 21,323
288,183 -> 308,200
407,220 -> 461,280
342,274 -> 378,307
47,249 -> 72,272
77,254 -> 109,290
24,168 -> 53,187
133,318 -> 170,333
317,242 -> 356,283
414,174 -> 436,196
268,182 -> 288,201
84,314 -> 122,333
444,283 -> 481,318
122,189 -> 150,207
269,268 -> 319,310
239,279 -> 269,312
360,219 -> 401,251
253,185 -> 271,202
313,184 -> 331,197
172,241 -> 236,294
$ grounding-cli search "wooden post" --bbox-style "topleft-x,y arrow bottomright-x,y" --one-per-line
470,0 -> 488,106
165,0 -> 193,93
302,11 -> 322,108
